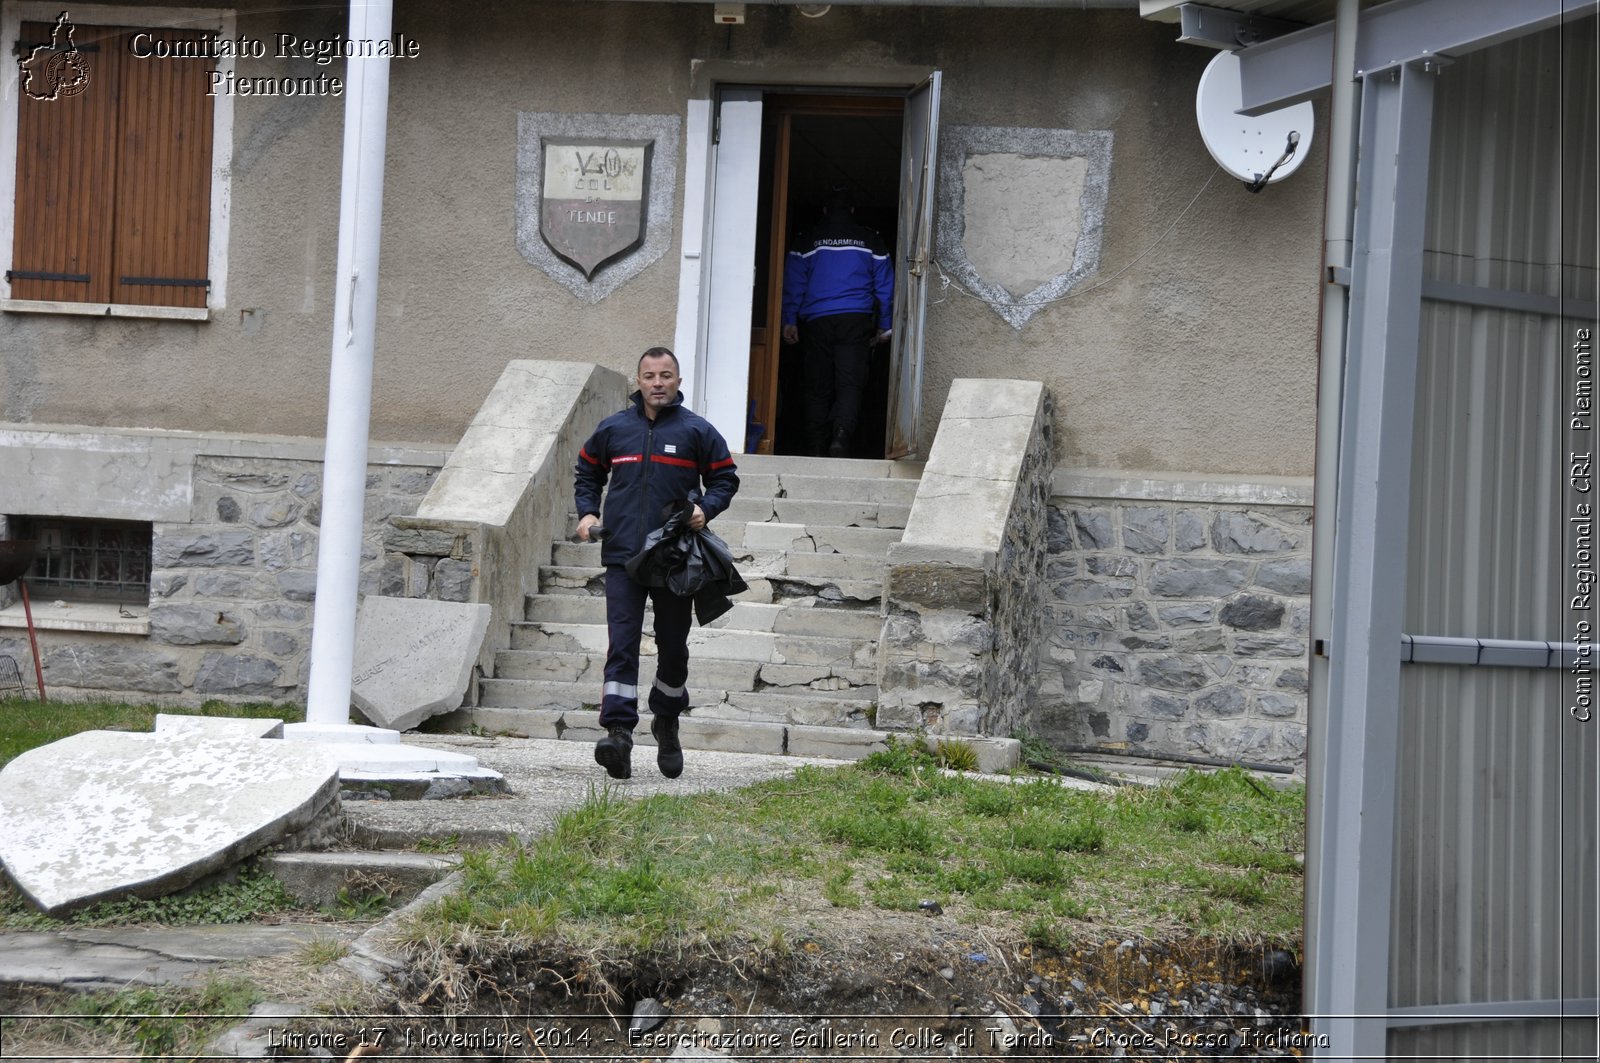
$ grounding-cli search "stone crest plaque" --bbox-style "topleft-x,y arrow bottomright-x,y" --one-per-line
540,138 -> 651,280
936,126 -> 1113,330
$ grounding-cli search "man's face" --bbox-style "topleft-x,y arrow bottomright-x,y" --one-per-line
637,355 -> 680,415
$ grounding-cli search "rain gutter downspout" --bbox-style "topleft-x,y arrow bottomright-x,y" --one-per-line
1304,0 -> 1361,1030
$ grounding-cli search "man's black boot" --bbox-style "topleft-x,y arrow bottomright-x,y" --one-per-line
651,713 -> 683,779
594,726 -> 633,780
828,427 -> 850,458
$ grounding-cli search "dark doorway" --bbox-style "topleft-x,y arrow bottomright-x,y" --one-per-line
748,95 -> 903,457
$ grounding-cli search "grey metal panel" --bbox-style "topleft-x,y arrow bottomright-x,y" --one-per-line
1392,23 -> 1600,1044
1423,27 -> 1599,300
1405,304 -> 1565,641
1391,1017 -> 1599,1059
1392,666 -> 1597,1015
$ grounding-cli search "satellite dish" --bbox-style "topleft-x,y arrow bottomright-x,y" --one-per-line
1195,50 -> 1314,189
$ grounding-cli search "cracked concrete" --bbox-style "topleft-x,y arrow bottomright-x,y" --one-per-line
0,924 -> 362,992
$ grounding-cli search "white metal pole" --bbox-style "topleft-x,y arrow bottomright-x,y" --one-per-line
304,0 -> 394,727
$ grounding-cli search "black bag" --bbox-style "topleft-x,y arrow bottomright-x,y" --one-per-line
625,498 -> 749,624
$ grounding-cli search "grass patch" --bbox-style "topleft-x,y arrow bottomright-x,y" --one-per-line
0,698 -> 301,768
411,753 -> 1305,953
0,866 -> 300,930
4,977 -> 261,1060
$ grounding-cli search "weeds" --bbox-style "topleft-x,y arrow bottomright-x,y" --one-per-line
13,977 -> 262,1060
934,738 -> 980,772
0,866 -> 298,930
298,936 -> 351,967
415,833 -> 463,854
329,886 -> 394,921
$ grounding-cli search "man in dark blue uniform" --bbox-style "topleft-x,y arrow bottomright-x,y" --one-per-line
575,347 -> 740,780
782,184 -> 895,457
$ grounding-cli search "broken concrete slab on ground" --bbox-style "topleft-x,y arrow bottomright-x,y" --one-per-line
0,724 -> 341,916
349,595 -> 492,732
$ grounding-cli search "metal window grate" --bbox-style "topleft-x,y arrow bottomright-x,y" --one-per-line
11,517 -> 151,603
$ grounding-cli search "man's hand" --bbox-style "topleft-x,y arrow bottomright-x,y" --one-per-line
576,514 -> 601,542
782,324 -> 799,345
689,504 -> 706,531
872,328 -> 892,347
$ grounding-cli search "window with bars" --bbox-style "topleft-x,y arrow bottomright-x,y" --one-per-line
9,517 -> 151,604
8,19 -> 215,309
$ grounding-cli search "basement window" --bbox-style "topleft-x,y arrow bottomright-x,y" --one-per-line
7,516 -> 151,604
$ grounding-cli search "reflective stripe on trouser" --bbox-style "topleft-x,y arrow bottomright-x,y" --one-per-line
600,564 -> 693,729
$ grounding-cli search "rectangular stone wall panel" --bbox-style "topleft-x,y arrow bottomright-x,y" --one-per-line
1031,496 -> 1312,767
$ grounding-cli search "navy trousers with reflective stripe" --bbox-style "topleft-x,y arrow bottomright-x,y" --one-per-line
600,565 -> 692,730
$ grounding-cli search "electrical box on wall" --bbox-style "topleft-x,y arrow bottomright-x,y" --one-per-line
713,4 -> 745,25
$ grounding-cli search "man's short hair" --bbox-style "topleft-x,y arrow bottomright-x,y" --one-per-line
638,346 -> 679,372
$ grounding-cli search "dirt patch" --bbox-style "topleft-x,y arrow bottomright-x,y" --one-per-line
288,916 -> 1309,1060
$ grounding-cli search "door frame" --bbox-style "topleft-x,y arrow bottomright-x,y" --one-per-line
752,93 -> 907,456
672,63 -> 938,454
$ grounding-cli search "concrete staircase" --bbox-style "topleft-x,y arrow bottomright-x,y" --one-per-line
466,453 -> 922,758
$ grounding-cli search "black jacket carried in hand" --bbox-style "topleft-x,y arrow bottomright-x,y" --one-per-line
625,499 -> 749,625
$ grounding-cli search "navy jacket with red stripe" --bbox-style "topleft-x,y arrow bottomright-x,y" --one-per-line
575,390 -> 740,566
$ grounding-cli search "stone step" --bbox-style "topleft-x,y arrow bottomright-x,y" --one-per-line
491,651 -> 760,688
765,575 -> 885,604
533,571 -> 881,610
539,550 -> 791,594
509,620 -> 876,667
740,522 -> 903,556
523,597 -> 884,639
455,707 -> 1019,772
493,649 -> 875,692
257,851 -> 460,908
539,565 -> 608,596
557,518 -> 903,558
776,473 -> 920,504
479,680 -> 876,725
780,552 -> 890,582
735,453 -> 925,479
721,497 -> 910,529
552,540 -> 790,568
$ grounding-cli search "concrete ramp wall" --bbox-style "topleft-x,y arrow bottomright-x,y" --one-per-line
877,379 -> 1054,739
384,361 -> 629,684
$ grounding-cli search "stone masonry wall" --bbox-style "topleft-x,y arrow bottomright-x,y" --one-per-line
978,392 -> 1055,739
1029,496 -> 1313,767
0,456 -> 439,704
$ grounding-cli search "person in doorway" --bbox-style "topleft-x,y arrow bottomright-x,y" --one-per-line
781,183 -> 894,458
574,347 -> 740,780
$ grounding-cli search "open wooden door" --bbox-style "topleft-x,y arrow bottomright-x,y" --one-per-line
885,72 -> 941,460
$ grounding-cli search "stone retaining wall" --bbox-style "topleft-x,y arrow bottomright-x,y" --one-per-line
1028,480 -> 1313,767
1,444 -> 443,704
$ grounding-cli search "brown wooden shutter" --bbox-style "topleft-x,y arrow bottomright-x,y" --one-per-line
111,27 -> 213,309
10,21 -> 122,304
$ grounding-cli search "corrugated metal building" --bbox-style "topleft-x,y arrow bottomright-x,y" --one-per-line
1148,0 -> 1599,1057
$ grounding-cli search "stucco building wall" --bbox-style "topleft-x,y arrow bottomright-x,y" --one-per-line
0,0 -> 1322,478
